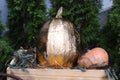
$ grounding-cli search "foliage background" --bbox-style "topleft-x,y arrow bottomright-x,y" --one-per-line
98,0 -> 120,76
0,21 -> 13,80
7,0 -> 47,49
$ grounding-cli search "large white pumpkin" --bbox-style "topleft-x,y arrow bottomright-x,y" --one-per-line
36,7 -> 80,68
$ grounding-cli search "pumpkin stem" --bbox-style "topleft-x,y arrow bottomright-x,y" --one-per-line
55,6 -> 63,18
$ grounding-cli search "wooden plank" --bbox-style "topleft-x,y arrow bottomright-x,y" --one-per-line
7,68 -> 111,80
7,58 -> 112,80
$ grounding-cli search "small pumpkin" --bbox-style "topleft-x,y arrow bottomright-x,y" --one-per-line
36,7 -> 80,68
77,47 -> 109,69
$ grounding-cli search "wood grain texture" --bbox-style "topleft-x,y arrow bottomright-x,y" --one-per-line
7,68 -> 111,80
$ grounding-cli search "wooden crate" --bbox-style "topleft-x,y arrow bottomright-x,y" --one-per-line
7,58 -> 111,80
7,68 -> 112,80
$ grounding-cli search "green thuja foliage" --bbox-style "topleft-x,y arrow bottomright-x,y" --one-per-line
0,39 -> 13,69
0,21 -> 5,35
49,0 -> 101,52
78,0 -> 101,51
0,21 -> 13,79
7,0 -> 47,49
99,0 -> 120,77
0,39 -> 13,80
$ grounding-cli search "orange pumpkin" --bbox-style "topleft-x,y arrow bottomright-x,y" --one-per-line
77,47 -> 109,69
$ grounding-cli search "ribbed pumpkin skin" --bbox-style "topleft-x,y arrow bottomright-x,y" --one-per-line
37,53 -> 79,68
36,7 -> 80,68
36,18 -> 79,68
77,47 -> 109,69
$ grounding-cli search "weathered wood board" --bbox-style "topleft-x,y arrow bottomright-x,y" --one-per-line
7,57 -> 112,80
7,68 -> 111,80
